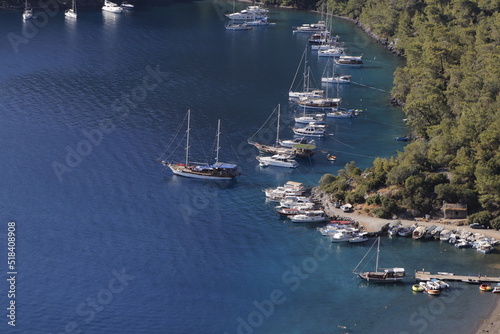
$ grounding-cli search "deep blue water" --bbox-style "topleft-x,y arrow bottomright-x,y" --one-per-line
0,1 -> 499,333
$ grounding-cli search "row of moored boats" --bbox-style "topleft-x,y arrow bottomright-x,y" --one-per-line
264,181 -> 369,243
22,0 -> 133,20
388,222 -> 497,253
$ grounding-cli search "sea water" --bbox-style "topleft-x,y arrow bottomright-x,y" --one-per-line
0,1 -> 498,333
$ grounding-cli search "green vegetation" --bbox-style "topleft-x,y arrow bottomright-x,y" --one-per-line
312,0 -> 499,225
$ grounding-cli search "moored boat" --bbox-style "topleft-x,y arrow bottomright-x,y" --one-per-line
257,154 -> 299,168
412,226 -> 426,239
293,21 -> 327,33
353,237 -> 405,283
65,0 -> 77,18
290,210 -> 326,223
158,110 -> 240,180
225,23 -> 252,30
121,1 -> 134,9
321,75 -> 351,84
22,0 -> 36,20
102,0 -> 123,13
334,55 -> 363,67
292,123 -> 327,137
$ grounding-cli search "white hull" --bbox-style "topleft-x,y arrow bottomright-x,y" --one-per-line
102,1 -> 123,13
65,9 -> 77,18
22,10 -> 35,20
294,116 -> 324,124
168,165 -> 234,180
290,216 -> 326,223
326,111 -> 353,118
257,156 -> 298,168
292,128 -> 326,137
321,76 -> 351,84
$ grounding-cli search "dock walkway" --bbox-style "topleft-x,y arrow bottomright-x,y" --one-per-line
415,270 -> 500,284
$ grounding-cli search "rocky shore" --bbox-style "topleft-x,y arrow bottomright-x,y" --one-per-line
312,187 -> 500,241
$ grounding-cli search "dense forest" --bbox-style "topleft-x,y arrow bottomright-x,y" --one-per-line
302,0 -> 500,227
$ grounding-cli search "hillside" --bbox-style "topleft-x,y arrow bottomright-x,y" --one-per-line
313,0 -> 499,227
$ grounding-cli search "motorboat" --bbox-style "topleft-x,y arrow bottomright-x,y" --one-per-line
318,47 -> 346,57
264,181 -> 306,200
290,210 -> 326,223
455,240 -> 471,248
329,230 -> 354,243
294,113 -> 325,125
293,21 -> 327,33
322,75 -> 351,84
397,226 -> 414,237
279,138 -> 316,150
412,226 -> 426,239
257,154 -> 299,168
326,108 -> 354,118
412,284 -> 425,292
308,31 -> 331,44
326,154 -> 336,161
102,0 -> 123,13
292,123 -> 327,137
65,0 -> 77,18
439,229 -> 453,241
245,18 -> 275,26
334,55 -> 363,67
226,5 -> 268,20
276,205 -> 314,216
348,235 -> 369,243
121,1 -> 134,9
475,242 -> 494,253
279,196 -> 313,208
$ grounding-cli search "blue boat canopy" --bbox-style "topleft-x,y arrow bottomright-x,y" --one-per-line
213,162 -> 238,169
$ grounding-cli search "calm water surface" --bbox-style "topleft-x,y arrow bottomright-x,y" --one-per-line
0,1 -> 498,333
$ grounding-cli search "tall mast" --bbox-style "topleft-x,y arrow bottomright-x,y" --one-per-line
275,104 -> 280,147
375,237 -> 380,272
215,119 -> 221,164
185,110 -> 191,166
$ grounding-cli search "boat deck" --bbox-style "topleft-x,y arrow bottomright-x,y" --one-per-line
414,270 -> 500,283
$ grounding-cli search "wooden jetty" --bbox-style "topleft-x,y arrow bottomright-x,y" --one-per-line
415,270 -> 500,284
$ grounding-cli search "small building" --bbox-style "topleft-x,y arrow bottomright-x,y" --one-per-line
442,202 -> 467,219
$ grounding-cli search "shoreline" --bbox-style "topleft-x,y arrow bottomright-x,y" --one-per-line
313,188 -> 500,333
475,297 -> 500,334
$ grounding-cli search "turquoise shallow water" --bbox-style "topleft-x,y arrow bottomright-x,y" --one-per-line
0,1 -> 498,333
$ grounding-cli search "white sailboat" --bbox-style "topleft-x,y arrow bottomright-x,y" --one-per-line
248,105 -> 315,158
102,0 -> 123,13
65,0 -> 77,19
353,237 -> 405,283
289,48 -> 324,102
22,0 -> 36,20
159,110 -> 240,180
